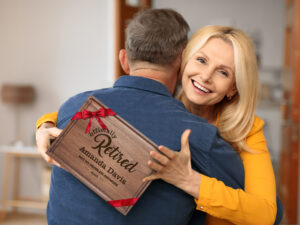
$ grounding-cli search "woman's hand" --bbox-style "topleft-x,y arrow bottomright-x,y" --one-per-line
143,129 -> 201,198
36,122 -> 62,167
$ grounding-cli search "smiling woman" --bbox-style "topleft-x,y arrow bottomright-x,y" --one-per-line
180,26 -> 259,152
181,38 -> 236,123
144,25 -> 280,225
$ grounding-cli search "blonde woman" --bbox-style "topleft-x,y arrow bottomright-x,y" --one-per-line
36,26 -> 279,225
143,26 -> 277,225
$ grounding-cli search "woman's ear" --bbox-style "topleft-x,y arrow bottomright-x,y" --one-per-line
119,49 -> 130,74
227,86 -> 237,100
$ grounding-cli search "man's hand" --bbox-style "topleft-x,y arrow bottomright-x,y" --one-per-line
36,122 -> 62,167
143,129 -> 201,198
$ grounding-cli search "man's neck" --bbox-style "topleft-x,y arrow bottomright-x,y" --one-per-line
129,62 -> 179,95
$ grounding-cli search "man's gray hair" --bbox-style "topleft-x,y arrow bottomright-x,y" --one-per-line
125,8 -> 190,65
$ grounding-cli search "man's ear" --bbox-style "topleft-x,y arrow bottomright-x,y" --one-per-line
177,49 -> 185,80
181,48 -> 185,60
119,49 -> 130,74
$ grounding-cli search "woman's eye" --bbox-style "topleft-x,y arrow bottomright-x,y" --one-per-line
197,57 -> 206,64
219,70 -> 228,77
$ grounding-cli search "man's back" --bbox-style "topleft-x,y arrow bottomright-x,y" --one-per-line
48,76 -> 244,225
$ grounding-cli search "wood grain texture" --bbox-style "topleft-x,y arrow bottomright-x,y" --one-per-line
47,96 -> 158,215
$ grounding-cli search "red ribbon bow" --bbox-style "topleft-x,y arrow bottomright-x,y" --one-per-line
71,108 -> 116,133
107,198 -> 139,208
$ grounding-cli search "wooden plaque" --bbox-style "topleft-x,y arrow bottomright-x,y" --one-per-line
47,96 -> 158,215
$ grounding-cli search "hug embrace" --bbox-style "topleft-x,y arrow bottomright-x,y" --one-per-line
36,8 -> 283,225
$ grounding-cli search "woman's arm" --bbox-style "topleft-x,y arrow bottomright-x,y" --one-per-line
36,112 -> 58,129
198,117 -> 277,225
144,116 -> 277,225
196,150 -> 276,225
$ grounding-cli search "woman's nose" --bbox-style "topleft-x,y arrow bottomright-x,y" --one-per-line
199,68 -> 213,83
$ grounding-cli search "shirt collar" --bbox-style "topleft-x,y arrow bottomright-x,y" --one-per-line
113,75 -> 173,97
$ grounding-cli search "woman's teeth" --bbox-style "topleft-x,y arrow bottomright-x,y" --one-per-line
192,80 -> 210,93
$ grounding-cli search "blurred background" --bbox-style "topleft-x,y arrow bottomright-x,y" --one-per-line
0,0 -> 298,224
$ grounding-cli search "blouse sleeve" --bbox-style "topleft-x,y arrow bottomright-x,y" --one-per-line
36,112 -> 58,129
195,116 -> 277,225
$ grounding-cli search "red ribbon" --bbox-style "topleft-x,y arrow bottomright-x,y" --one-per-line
71,108 -> 116,133
107,198 -> 139,208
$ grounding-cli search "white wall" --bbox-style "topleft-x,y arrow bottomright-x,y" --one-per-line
0,0 -> 115,212
0,0 -> 115,146
154,0 -> 285,69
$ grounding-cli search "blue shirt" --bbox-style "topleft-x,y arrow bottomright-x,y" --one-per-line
48,76 -> 244,225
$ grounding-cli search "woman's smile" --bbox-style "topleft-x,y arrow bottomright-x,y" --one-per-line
182,37 -> 236,107
191,79 -> 212,94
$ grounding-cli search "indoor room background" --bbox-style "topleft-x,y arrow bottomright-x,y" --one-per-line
0,0 -> 293,224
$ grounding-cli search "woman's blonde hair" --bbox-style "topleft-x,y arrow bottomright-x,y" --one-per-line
179,25 -> 259,152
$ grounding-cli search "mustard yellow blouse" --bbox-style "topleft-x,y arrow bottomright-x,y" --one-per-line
198,116 -> 276,225
36,112 -> 58,129
36,113 -> 276,225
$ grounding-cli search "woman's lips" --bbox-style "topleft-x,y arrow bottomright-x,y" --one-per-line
191,80 -> 211,93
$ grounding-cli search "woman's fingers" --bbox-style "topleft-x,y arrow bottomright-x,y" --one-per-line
36,125 -> 63,167
147,160 -> 164,172
48,127 -> 63,138
157,145 -> 175,159
181,129 -> 191,155
142,173 -> 160,182
46,155 -> 61,167
142,159 -> 164,182
150,150 -> 170,166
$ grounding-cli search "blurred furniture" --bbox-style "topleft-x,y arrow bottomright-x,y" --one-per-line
1,84 -> 35,146
279,0 -> 300,224
115,0 -> 152,79
0,145 -> 47,221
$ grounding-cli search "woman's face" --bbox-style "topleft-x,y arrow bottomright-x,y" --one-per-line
182,38 -> 237,107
